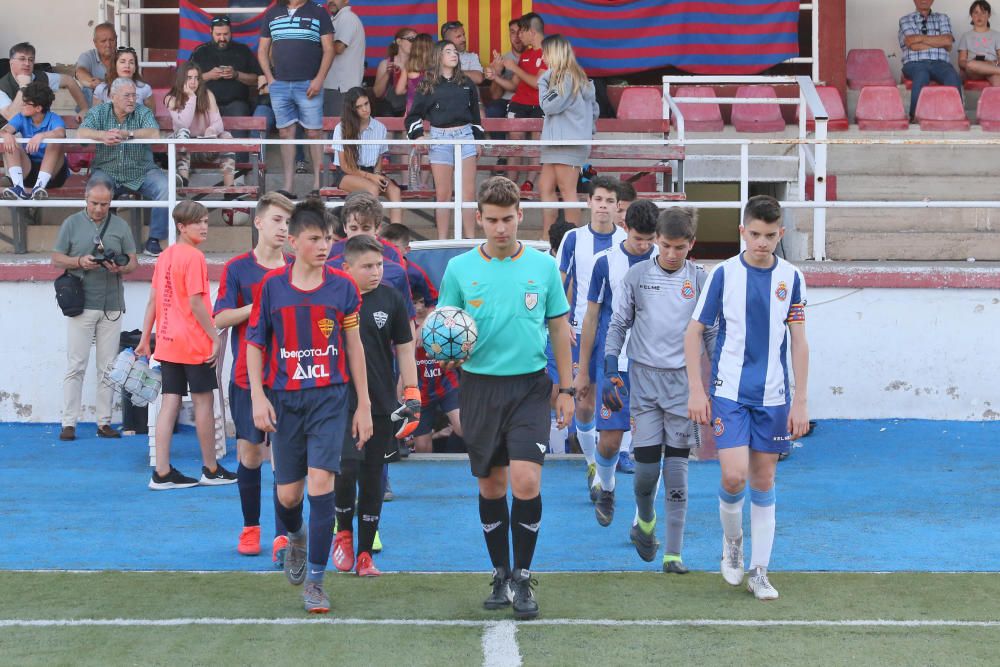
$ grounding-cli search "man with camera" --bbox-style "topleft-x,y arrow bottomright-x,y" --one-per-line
51,173 -> 138,441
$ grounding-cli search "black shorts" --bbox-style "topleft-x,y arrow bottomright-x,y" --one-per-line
460,370 -> 551,478
229,381 -> 265,444
270,384 -> 349,484
160,360 -> 218,396
507,102 -> 544,119
329,165 -> 374,188
26,159 -> 69,188
342,414 -> 398,464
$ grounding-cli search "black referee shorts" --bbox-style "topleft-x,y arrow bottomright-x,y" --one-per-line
460,370 -> 551,478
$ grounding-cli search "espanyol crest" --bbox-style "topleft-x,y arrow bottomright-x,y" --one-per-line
681,280 -> 695,300
775,281 -> 788,301
524,292 -> 538,310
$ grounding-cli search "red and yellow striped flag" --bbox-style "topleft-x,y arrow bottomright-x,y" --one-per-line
438,0 -> 533,65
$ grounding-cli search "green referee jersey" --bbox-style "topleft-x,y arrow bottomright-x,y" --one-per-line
439,243 -> 569,377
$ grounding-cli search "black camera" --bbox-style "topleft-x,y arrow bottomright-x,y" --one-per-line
95,249 -> 130,267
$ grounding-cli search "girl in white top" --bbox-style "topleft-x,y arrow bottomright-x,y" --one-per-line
164,62 -> 235,188
330,87 -> 403,224
958,0 -> 1000,86
93,46 -> 154,110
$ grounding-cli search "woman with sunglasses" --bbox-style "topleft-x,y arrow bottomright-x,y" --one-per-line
93,46 -> 154,111
164,62 -> 236,189
330,87 -> 403,224
373,28 -> 416,117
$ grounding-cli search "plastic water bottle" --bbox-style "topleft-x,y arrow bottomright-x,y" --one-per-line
132,362 -> 162,407
106,348 -> 135,387
407,147 -> 421,191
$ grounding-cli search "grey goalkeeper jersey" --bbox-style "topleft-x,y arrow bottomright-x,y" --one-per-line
605,258 -> 717,370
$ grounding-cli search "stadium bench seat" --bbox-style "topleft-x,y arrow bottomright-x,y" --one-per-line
669,86 -> 724,132
732,86 -> 786,133
963,78 -> 990,91
855,85 -> 909,130
975,86 -> 1000,131
846,49 -> 896,89
914,86 -> 970,131
616,86 -> 663,119
794,85 -> 849,132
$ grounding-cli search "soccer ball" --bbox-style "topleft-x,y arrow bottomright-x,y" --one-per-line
421,306 -> 478,361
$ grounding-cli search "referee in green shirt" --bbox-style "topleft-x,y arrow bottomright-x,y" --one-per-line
438,176 -> 574,620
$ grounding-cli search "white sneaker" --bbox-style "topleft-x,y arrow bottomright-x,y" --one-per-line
747,567 -> 779,600
721,534 -> 744,586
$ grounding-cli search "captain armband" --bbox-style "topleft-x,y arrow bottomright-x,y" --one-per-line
786,303 -> 806,324
342,313 -> 360,330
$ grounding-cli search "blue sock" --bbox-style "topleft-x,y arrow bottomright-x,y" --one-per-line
272,480 -> 287,537
307,491 -> 336,582
275,497 -> 303,535
237,464 -> 262,528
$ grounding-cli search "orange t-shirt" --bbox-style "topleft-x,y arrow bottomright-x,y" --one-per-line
152,242 -> 214,364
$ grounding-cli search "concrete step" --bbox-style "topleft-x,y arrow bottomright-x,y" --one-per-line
824,231 -> 1000,261
833,174 -> 1000,201
813,207 -> 1000,233
827,136 -> 1000,177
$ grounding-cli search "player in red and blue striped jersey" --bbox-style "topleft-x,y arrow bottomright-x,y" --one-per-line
214,192 -> 294,565
246,199 -> 373,615
380,223 -> 440,307
411,297 -> 461,453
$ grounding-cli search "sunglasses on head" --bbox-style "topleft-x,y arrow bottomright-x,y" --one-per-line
212,16 -> 231,26
441,20 -> 462,34
117,46 -> 137,55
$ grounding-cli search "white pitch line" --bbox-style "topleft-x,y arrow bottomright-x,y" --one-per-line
0,618 -> 998,628
482,621 -> 522,667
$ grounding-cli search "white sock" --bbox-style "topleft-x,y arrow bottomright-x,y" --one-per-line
595,450 -> 616,492
718,486 -> 746,541
749,487 -> 776,570
35,171 -> 51,189
620,431 -> 632,454
9,166 -> 23,188
578,421 -> 598,466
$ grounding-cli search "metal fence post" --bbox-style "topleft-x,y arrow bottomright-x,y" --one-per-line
453,142 -> 463,240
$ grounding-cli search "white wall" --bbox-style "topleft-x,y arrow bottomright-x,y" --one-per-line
2,281 -> 998,422
847,0 -> 982,80
0,2 -> 102,67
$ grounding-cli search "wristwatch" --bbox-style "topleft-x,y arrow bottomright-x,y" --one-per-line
558,387 -> 576,397
127,131 -> 135,140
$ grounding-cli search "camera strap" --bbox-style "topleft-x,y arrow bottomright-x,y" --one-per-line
92,215 -> 123,323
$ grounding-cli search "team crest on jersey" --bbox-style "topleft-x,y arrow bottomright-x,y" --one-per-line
600,405 -> 611,419
317,318 -> 335,338
524,292 -> 538,310
373,311 -> 388,329
775,282 -> 788,301
713,417 -> 725,437
681,280 -> 695,300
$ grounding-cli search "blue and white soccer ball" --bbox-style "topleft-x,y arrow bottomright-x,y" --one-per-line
421,306 -> 478,362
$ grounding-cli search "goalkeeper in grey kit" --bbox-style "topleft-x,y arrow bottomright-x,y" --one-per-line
604,208 -> 717,571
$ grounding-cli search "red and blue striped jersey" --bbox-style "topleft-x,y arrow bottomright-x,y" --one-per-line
327,254 -> 416,319
406,259 -> 438,306
246,263 -> 361,391
214,251 -> 291,389
415,344 -> 459,407
330,237 -> 406,267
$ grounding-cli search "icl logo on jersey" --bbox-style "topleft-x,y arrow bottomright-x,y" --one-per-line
423,365 -> 442,378
281,344 -> 338,381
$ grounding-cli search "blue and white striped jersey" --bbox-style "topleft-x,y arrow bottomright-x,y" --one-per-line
692,254 -> 807,407
589,241 -> 656,372
558,223 -> 626,333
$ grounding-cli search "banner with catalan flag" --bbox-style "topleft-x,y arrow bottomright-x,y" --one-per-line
171,0 -> 800,76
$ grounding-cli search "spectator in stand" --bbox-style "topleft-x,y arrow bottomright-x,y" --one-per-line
899,0 -> 963,121
484,18 -> 525,160
373,27 -> 416,116
330,87 -> 403,223
78,78 -> 169,256
1,43 -> 89,124
93,46 -> 155,111
50,172 -> 138,442
493,13 -> 546,192
165,62 -> 237,189
537,35 -> 598,236
397,33 -> 434,113
405,41 -> 486,239
258,0 -> 336,195
440,20 -> 485,85
191,15 -> 262,119
1,81 -> 68,200
76,23 -> 118,107
323,0 -> 366,117
254,75 -> 309,176
958,1 -> 1000,86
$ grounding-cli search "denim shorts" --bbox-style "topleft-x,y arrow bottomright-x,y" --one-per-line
429,125 -> 478,166
269,80 -> 324,131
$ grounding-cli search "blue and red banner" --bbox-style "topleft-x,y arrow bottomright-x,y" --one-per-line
178,0 -> 276,65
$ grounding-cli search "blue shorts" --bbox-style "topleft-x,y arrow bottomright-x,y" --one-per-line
413,388 -> 459,437
711,395 -> 791,454
571,335 -> 599,387
269,80 -> 324,131
270,384 -> 349,484
597,370 -> 631,431
429,125 -> 477,166
545,340 -> 558,384
229,382 -> 265,445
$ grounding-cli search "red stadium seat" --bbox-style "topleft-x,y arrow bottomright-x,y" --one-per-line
963,78 -> 990,91
732,85 -> 786,133
915,86 -> 970,130
846,49 -> 896,89
616,86 -> 663,119
794,86 -> 849,132
855,85 -> 909,130
670,86 -> 724,132
152,88 -> 171,118
976,86 -> 1000,130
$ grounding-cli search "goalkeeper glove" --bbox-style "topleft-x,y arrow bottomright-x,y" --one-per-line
601,354 -> 627,412
391,386 -> 422,438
